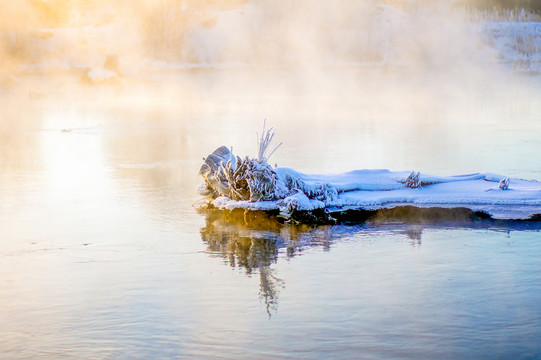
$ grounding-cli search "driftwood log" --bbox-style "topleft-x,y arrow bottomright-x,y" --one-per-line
199,146 -> 287,202
198,146 -> 338,207
197,144 -> 541,224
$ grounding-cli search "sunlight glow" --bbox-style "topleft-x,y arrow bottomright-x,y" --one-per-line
40,110 -> 106,191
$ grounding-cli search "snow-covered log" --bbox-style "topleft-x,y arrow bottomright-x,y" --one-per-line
199,146 -> 288,202
198,147 -> 541,222
198,145 -> 338,216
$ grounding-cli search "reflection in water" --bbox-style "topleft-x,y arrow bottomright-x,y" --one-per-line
200,208 -> 333,315
1,74 -> 540,356
200,208 -> 541,316
404,227 -> 423,247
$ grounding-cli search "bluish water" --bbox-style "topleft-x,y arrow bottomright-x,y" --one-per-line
1,70 -> 540,359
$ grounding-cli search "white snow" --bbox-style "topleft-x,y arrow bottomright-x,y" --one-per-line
276,192 -> 325,214
205,168 -> 541,220
87,67 -> 118,81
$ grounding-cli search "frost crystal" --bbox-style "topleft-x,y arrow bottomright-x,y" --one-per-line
404,171 -> 422,188
199,146 -> 338,207
285,174 -> 337,204
499,178 -> 510,190
198,123 -> 342,207
199,146 -> 282,201
257,120 -> 282,163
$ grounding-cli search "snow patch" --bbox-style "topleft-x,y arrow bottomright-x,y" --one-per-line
87,67 -> 118,82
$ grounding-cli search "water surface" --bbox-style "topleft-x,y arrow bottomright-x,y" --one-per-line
1,70 -> 540,359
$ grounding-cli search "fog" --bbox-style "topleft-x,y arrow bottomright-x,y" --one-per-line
1,0 -> 541,174
1,1 -> 538,80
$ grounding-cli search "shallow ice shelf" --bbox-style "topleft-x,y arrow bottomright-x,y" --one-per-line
197,146 -> 541,223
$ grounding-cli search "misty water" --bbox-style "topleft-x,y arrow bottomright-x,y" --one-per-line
1,69 -> 541,359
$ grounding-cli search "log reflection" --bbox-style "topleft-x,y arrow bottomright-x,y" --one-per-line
200,208 -> 333,315
198,207 -> 540,316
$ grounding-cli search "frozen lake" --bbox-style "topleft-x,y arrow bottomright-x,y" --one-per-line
1,69 -> 541,359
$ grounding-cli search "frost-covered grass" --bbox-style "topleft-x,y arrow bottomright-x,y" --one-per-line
257,121 -> 282,163
450,7 -> 541,70
460,7 -> 541,22
481,19 -> 541,71
139,0 -> 215,61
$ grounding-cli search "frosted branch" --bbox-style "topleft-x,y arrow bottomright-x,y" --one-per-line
257,119 -> 282,163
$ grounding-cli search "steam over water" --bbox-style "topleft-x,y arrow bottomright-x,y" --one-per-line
1,1 -> 541,358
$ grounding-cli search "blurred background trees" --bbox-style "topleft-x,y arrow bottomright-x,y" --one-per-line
455,0 -> 541,10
